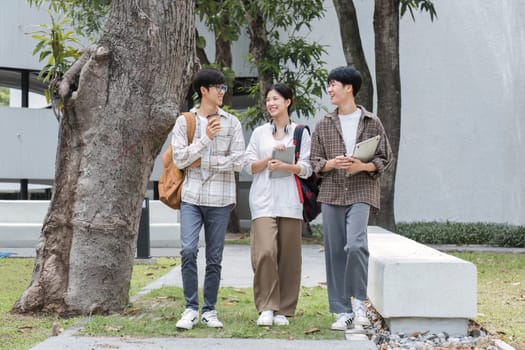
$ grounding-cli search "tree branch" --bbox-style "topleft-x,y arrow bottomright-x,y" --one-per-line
58,46 -> 96,100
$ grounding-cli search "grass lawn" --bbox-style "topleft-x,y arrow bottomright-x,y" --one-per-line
452,252 -> 525,350
80,286 -> 339,340
0,252 -> 523,349
0,257 -> 178,350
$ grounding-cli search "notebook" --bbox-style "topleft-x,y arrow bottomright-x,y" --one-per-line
352,135 -> 380,162
270,146 -> 295,178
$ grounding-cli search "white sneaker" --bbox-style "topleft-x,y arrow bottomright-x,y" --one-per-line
273,314 -> 289,326
176,308 -> 199,330
201,310 -> 223,328
353,299 -> 371,327
256,310 -> 274,326
331,312 -> 354,331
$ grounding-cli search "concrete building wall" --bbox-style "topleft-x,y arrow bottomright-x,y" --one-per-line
0,107 -> 57,179
306,1 -> 525,225
0,0 -> 51,70
1,0 -> 524,226
394,2 -> 524,225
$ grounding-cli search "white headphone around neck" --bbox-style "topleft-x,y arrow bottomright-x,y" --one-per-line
270,119 -> 292,135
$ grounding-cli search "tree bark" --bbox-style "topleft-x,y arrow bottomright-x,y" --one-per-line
332,0 -> 373,111
213,16 -> 241,233
243,3 -> 273,111
370,0 -> 400,231
227,172 -> 242,233
12,0 -> 197,316
215,26 -> 234,106
196,29 -> 211,67
195,18 -> 240,233
239,3 -> 272,233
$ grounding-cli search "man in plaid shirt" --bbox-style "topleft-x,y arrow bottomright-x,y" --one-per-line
310,66 -> 392,331
172,68 -> 245,330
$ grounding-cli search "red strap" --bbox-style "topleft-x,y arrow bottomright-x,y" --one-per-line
294,175 -> 304,204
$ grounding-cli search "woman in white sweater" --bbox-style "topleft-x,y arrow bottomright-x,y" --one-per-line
243,83 -> 312,326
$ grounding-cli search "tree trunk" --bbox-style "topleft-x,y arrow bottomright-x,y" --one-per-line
195,20 -> 241,233
370,0 -> 400,231
196,29 -> 211,66
244,4 -> 273,110
12,0 -> 197,316
213,18 -> 241,233
239,4 -> 273,233
215,28 -> 234,106
228,172 -> 242,233
215,37 -> 232,68
332,0 -> 374,111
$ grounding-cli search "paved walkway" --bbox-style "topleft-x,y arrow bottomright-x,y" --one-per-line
26,244 -> 375,350
31,335 -> 373,350
6,244 -> 524,260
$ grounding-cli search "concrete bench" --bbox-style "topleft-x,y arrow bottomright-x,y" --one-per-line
0,200 -> 48,247
367,226 -> 477,336
0,200 -> 199,248
147,200 -> 182,248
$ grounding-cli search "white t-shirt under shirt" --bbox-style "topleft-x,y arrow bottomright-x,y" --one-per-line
339,109 -> 361,156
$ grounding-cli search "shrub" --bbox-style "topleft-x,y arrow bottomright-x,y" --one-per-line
397,221 -> 525,247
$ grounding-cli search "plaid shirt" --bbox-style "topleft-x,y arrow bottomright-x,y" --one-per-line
310,106 -> 393,210
171,107 -> 245,207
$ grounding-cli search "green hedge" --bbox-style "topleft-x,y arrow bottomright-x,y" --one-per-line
396,221 -> 525,248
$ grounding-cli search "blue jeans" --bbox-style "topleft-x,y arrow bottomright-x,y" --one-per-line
321,202 -> 370,313
180,201 -> 232,313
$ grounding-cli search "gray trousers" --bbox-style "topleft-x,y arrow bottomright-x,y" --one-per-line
321,202 -> 370,313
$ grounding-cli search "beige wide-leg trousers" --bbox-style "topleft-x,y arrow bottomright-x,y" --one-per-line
250,217 -> 302,316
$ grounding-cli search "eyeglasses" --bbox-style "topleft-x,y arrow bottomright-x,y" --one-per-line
210,84 -> 228,93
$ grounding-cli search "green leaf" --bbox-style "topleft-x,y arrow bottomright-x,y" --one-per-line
38,50 -> 52,62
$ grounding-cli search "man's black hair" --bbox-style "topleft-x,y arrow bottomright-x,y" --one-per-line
192,68 -> 226,99
327,65 -> 362,96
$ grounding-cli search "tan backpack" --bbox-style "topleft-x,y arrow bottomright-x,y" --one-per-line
158,112 -> 196,209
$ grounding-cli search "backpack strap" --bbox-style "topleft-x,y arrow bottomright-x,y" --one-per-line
292,124 -> 311,204
182,112 -> 196,143
293,124 -> 310,162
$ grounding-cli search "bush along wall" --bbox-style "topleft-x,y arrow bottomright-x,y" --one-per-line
396,222 -> 525,248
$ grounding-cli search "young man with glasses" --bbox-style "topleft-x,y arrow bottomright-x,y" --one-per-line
310,65 -> 392,331
171,68 -> 245,330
